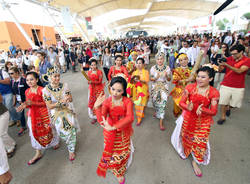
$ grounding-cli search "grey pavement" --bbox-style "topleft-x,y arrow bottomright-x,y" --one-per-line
8,68 -> 250,184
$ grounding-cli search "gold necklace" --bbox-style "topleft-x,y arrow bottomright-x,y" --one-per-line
138,69 -> 143,74
51,83 -> 60,89
112,97 -> 123,107
30,86 -> 38,93
115,66 -> 121,70
197,85 -> 210,96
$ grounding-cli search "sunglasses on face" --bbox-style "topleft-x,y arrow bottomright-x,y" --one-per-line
231,52 -> 239,55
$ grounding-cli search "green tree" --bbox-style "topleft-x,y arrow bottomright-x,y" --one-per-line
94,37 -> 98,42
242,12 -> 250,31
216,18 -> 229,30
242,12 -> 250,20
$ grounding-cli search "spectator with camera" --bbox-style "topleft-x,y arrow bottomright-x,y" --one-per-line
217,44 -> 250,125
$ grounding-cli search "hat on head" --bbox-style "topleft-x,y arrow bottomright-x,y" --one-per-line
175,53 -> 187,60
42,66 -> 60,82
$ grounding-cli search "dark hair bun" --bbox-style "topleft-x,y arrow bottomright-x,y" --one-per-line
197,66 -> 215,86
110,76 -> 127,97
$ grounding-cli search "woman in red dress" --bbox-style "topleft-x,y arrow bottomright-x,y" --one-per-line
94,76 -> 134,184
171,66 -> 220,177
87,59 -> 104,124
108,55 -> 128,81
16,72 -> 59,165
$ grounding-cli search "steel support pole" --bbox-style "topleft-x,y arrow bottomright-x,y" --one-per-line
43,3 -> 70,45
1,0 -> 36,49
212,15 -> 216,36
72,14 -> 89,42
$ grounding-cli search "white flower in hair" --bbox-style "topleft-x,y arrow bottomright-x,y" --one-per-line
202,64 -> 219,71
113,73 -> 128,82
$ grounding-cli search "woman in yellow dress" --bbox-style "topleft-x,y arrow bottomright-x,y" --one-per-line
170,53 -> 192,117
131,58 -> 149,126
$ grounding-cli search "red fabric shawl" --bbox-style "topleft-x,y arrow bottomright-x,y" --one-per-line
26,87 -> 53,147
95,96 -> 134,177
179,83 -> 220,162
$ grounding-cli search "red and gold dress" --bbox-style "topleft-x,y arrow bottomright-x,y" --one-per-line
26,87 -> 59,149
171,83 -> 219,165
170,67 -> 191,117
108,65 -> 129,81
95,96 -> 134,178
87,69 -> 104,119
126,60 -> 136,76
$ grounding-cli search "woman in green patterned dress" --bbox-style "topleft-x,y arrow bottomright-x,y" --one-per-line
150,54 -> 171,131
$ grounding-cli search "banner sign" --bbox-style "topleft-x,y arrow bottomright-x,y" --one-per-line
85,16 -> 92,30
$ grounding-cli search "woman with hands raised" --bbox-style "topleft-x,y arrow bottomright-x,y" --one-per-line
171,66 -> 220,178
94,76 -> 134,184
16,72 -> 59,165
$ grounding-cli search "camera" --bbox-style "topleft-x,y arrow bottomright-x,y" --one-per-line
218,57 -> 227,63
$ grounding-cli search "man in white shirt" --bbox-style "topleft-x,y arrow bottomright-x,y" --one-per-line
22,50 -> 32,73
157,37 -> 164,54
58,48 -> 66,72
0,50 -> 8,63
179,40 -> 189,55
177,40 -> 190,64
0,94 -> 12,184
30,50 -> 38,66
188,40 -> 200,66
223,32 -> 232,46
175,36 -> 181,50
160,40 -> 171,63
160,40 -> 170,55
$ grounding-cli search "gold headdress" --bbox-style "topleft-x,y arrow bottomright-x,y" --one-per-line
47,66 -> 60,76
175,53 -> 187,60
42,66 -> 60,82
178,53 -> 188,60
130,51 -> 138,56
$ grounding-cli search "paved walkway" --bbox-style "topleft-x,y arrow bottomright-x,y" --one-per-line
8,67 -> 250,184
